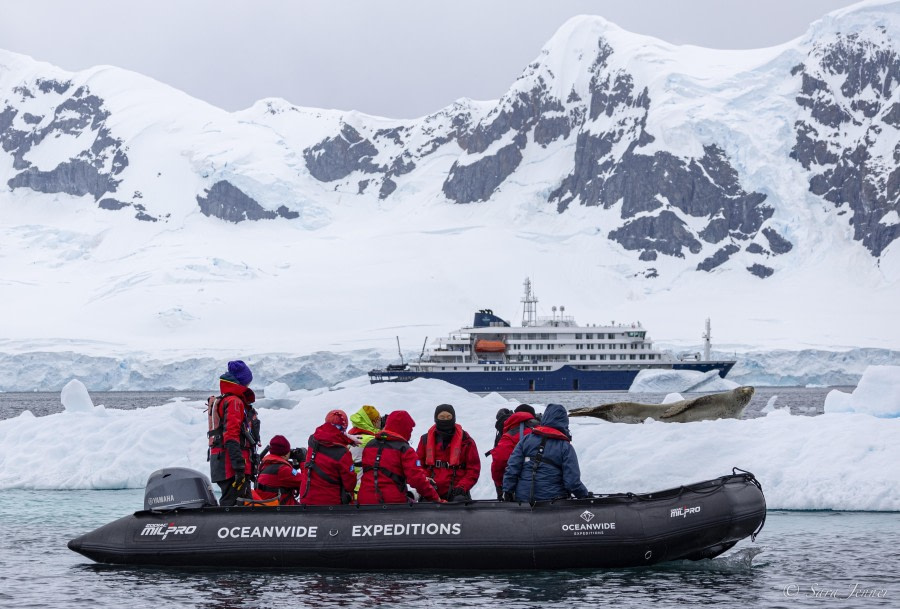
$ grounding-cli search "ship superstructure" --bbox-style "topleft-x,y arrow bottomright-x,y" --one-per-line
369,279 -> 734,392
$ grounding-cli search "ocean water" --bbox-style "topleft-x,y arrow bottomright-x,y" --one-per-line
0,388 -> 896,607
0,489 -> 896,609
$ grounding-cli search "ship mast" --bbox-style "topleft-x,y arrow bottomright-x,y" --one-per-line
702,318 -> 711,361
521,278 -> 538,327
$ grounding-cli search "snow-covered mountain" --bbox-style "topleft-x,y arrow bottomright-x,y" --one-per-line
0,1 -> 898,383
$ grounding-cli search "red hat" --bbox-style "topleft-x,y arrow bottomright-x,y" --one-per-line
326,409 -> 349,430
269,435 -> 290,456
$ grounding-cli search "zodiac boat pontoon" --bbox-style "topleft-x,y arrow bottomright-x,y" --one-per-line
68,467 -> 766,569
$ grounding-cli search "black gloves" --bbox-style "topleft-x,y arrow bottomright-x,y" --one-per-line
449,487 -> 470,502
502,490 -> 516,502
231,473 -> 247,491
495,485 -> 503,501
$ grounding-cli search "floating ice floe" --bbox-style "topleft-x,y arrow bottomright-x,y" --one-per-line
60,379 -> 94,413
629,369 -> 740,393
0,371 -> 898,510
824,365 -> 900,418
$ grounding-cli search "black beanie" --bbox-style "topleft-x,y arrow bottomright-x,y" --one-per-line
515,404 -> 536,417
434,403 -> 456,422
434,404 -> 456,433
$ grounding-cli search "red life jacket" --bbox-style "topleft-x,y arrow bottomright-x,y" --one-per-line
424,424 -> 464,467
256,454 -> 302,505
417,425 -> 480,499
357,420 -> 440,505
490,412 -> 537,487
299,424 -> 356,506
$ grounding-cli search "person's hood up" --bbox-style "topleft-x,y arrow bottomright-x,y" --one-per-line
219,378 -> 256,404
541,403 -> 571,437
502,410 -> 538,433
382,410 -> 415,442
350,407 -> 380,435
312,422 -> 356,447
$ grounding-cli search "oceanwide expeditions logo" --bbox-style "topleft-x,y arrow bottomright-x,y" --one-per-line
670,505 -> 702,518
560,510 -> 616,536
140,522 -> 198,540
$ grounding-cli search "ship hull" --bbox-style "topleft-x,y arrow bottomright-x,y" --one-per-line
369,362 -> 735,392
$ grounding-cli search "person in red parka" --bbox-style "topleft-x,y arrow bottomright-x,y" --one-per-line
299,410 -> 358,506
416,404 -> 481,501
489,404 -> 539,499
208,360 -> 260,507
357,410 -> 443,505
255,435 -> 303,505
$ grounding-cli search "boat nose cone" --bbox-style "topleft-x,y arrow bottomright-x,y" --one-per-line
67,536 -> 83,554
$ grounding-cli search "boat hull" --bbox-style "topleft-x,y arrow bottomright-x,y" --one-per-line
68,473 -> 764,569
369,362 -> 735,392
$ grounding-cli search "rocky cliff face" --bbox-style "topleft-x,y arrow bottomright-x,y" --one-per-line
790,26 -> 900,257
1,4 -> 899,277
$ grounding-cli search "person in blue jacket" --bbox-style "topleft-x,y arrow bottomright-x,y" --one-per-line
502,403 -> 589,502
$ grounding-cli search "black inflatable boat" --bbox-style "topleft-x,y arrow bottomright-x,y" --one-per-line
68,467 -> 766,570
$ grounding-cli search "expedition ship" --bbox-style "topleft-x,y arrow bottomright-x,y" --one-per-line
368,279 -> 735,392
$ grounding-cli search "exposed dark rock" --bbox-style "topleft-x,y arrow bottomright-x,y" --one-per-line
196,180 -> 297,222
608,210 -> 702,258
357,180 -> 369,194
374,127 -> 405,146
442,142 -> 523,203
747,263 -> 774,278
0,105 -> 16,134
22,113 -> 41,124
746,243 -> 767,255
36,78 -> 72,94
792,36 -> 900,256
11,85 -> 33,99
98,198 -> 128,210
303,124 -> 382,182
884,102 -> 900,128
638,250 -> 657,261
762,227 -> 794,254
133,203 -> 157,222
697,244 -> 740,271
275,205 -> 299,220
379,177 -> 397,198
8,159 -> 119,200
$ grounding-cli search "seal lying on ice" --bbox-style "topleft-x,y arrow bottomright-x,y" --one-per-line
568,386 -> 755,423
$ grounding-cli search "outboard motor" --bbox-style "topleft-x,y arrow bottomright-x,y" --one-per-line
144,467 -> 218,511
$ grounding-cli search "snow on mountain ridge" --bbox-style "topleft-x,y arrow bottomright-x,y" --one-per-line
0,2 -> 899,360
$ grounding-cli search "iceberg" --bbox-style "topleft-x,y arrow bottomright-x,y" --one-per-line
824,365 -> 900,418
629,369 -> 739,393
60,379 -> 94,413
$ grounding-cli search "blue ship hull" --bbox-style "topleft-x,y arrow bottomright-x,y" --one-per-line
368,362 -> 736,392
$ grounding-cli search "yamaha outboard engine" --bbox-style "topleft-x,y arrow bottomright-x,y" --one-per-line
144,467 -> 218,511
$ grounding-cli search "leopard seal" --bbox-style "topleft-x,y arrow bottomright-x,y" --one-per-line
568,386 -> 755,423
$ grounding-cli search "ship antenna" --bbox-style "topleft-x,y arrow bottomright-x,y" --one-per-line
418,336 -> 428,362
396,336 -> 405,366
702,318 -> 711,362
522,278 -> 538,327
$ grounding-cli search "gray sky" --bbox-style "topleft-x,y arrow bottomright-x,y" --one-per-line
1,0 -> 862,118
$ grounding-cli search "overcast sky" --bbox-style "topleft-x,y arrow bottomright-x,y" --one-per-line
1,0 -> 864,118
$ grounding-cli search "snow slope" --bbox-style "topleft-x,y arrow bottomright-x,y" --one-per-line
0,1 -> 898,380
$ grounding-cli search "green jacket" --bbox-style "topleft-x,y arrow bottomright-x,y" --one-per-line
349,407 -> 380,490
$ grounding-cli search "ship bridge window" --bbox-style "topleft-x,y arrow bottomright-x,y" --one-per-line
590,355 -> 596,360
586,333 -> 593,339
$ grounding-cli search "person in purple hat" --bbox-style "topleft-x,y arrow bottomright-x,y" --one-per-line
206,360 -> 261,506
